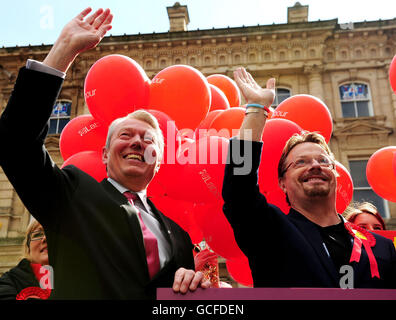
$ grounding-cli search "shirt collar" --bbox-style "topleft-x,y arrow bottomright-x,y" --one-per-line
107,178 -> 150,211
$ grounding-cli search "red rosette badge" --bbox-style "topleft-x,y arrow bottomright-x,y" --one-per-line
16,287 -> 51,300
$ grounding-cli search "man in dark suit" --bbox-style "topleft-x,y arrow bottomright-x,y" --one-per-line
222,67 -> 396,288
0,7 -> 209,299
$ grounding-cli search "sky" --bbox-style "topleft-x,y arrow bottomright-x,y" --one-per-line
0,0 -> 395,47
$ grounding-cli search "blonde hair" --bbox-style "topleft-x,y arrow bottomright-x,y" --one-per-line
105,110 -> 165,161
344,201 -> 386,230
22,219 -> 41,261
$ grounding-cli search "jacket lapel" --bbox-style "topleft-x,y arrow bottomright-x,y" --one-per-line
288,209 -> 340,285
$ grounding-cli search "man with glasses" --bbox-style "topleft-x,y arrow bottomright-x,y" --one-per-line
222,67 -> 396,288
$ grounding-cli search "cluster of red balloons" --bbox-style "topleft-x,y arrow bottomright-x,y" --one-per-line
59,54 -> 357,287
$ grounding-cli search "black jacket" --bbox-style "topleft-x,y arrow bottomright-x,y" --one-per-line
0,67 -> 194,299
222,138 -> 396,288
0,259 -> 39,300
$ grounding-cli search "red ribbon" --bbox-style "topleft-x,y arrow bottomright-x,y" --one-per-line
345,222 -> 380,279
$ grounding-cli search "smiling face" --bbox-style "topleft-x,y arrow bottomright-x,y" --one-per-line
28,225 -> 48,265
279,142 -> 337,206
102,117 -> 161,191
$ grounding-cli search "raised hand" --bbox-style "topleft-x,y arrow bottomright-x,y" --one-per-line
234,67 -> 276,106
43,7 -> 113,73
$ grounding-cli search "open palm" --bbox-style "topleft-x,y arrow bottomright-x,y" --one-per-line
234,67 -> 275,106
60,7 -> 113,56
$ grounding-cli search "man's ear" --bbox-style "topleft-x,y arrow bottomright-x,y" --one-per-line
102,146 -> 108,165
278,177 -> 287,194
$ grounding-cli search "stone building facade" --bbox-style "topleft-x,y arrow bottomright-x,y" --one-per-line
1,2 -> 396,285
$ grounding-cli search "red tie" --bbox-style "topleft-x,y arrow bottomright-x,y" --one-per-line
124,191 -> 160,279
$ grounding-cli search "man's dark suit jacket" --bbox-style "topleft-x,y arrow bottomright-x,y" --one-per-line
222,138 -> 396,288
0,67 -> 194,299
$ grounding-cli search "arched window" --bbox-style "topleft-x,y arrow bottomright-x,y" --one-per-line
49,99 -> 71,134
271,88 -> 291,108
339,82 -> 373,118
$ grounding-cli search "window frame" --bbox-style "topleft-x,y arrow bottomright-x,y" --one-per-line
271,87 -> 292,108
48,99 -> 72,135
339,82 -> 373,118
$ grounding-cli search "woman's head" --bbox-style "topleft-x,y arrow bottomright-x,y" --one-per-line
23,219 -> 48,265
344,202 -> 386,231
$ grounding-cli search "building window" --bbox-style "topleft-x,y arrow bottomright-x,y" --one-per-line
339,83 -> 372,118
272,88 -> 291,108
349,159 -> 389,218
49,100 -> 71,134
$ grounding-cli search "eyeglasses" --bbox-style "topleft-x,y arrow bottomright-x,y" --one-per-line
282,155 -> 335,176
29,230 -> 46,242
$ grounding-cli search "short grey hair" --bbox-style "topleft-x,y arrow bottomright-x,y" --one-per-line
105,110 -> 165,161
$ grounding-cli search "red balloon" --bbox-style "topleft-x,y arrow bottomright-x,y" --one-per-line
150,137 -> 192,201
393,152 -> 396,178
272,94 -> 333,143
335,161 -> 354,214
226,256 -> 253,287
258,119 -> 302,212
209,84 -> 230,111
84,55 -> 150,125
61,151 -> 107,182
194,202 -> 244,260
366,146 -> 396,202
59,115 -> 108,161
145,109 -> 179,163
194,110 -> 224,140
149,65 -> 211,130
150,194 -> 203,244
389,54 -> 396,94
208,107 -> 245,139
207,74 -> 241,107
175,136 -> 229,204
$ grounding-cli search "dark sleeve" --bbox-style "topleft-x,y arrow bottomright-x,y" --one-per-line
0,271 -> 19,300
0,67 -> 77,227
0,259 -> 39,300
222,137 -> 278,257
